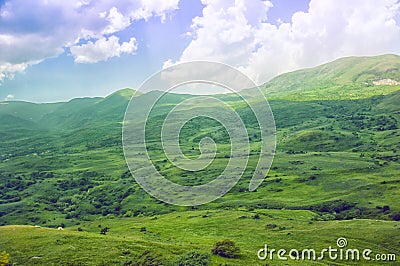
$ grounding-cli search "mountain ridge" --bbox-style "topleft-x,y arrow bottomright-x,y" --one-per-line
1,54 -> 399,107
262,54 -> 400,100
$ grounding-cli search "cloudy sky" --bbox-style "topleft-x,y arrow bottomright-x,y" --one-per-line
1,0 -> 400,102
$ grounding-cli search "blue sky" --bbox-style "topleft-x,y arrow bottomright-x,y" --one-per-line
0,0 -> 399,102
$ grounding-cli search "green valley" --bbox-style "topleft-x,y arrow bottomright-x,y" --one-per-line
0,55 -> 399,265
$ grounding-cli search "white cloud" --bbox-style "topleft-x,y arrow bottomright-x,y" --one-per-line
162,59 -> 175,69
167,0 -> 400,84
129,0 -> 179,22
176,0 -> 272,67
5,94 -> 14,101
70,36 -> 137,63
102,7 -> 132,35
0,61 -> 33,80
0,0 -> 179,80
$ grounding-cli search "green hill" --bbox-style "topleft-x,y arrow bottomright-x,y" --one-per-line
0,101 -> 62,123
263,54 -> 400,100
0,55 -> 399,265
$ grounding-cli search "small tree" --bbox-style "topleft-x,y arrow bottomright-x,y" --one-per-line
211,239 -> 240,258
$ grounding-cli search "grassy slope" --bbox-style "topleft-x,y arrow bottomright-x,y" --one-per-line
1,210 -> 399,265
0,56 -> 399,265
263,54 -> 400,100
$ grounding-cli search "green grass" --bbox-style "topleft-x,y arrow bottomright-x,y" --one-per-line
1,209 -> 399,265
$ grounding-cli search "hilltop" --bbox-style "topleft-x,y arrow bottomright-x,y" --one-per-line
263,54 -> 400,100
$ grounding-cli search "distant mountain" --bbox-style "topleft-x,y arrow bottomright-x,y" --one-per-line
263,54 -> 400,100
0,89 -> 137,160
0,101 -> 62,123
0,89 -> 137,131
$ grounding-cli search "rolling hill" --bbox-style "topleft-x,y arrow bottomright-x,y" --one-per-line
263,54 -> 400,100
0,55 -> 399,265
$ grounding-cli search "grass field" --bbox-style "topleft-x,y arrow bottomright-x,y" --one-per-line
1,209 -> 399,265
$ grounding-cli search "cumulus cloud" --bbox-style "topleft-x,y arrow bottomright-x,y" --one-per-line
129,0 -> 180,22
0,61 -> 33,80
70,36 -> 137,63
101,7 -> 131,35
5,94 -> 14,101
176,0 -> 272,67
0,0 -> 179,80
167,0 -> 400,84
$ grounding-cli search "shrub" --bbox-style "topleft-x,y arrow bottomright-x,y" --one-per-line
131,250 -> 167,266
211,239 -> 240,258
266,223 -> 278,229
392,213 -> 400,221
311,200 -> 355,214
100,227 -> 110,235
0,251 -> 11,266
174,251 -> 211,266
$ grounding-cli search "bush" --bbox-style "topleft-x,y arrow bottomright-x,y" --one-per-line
100,227 -> 110,235
0,251 -> 11,266
211,239 -> 240,258
265,223 -> 277,229
392,213 -> 400,221
131,250 -> 167,266
173,251 -> 211,266
311,200 -> 355,214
